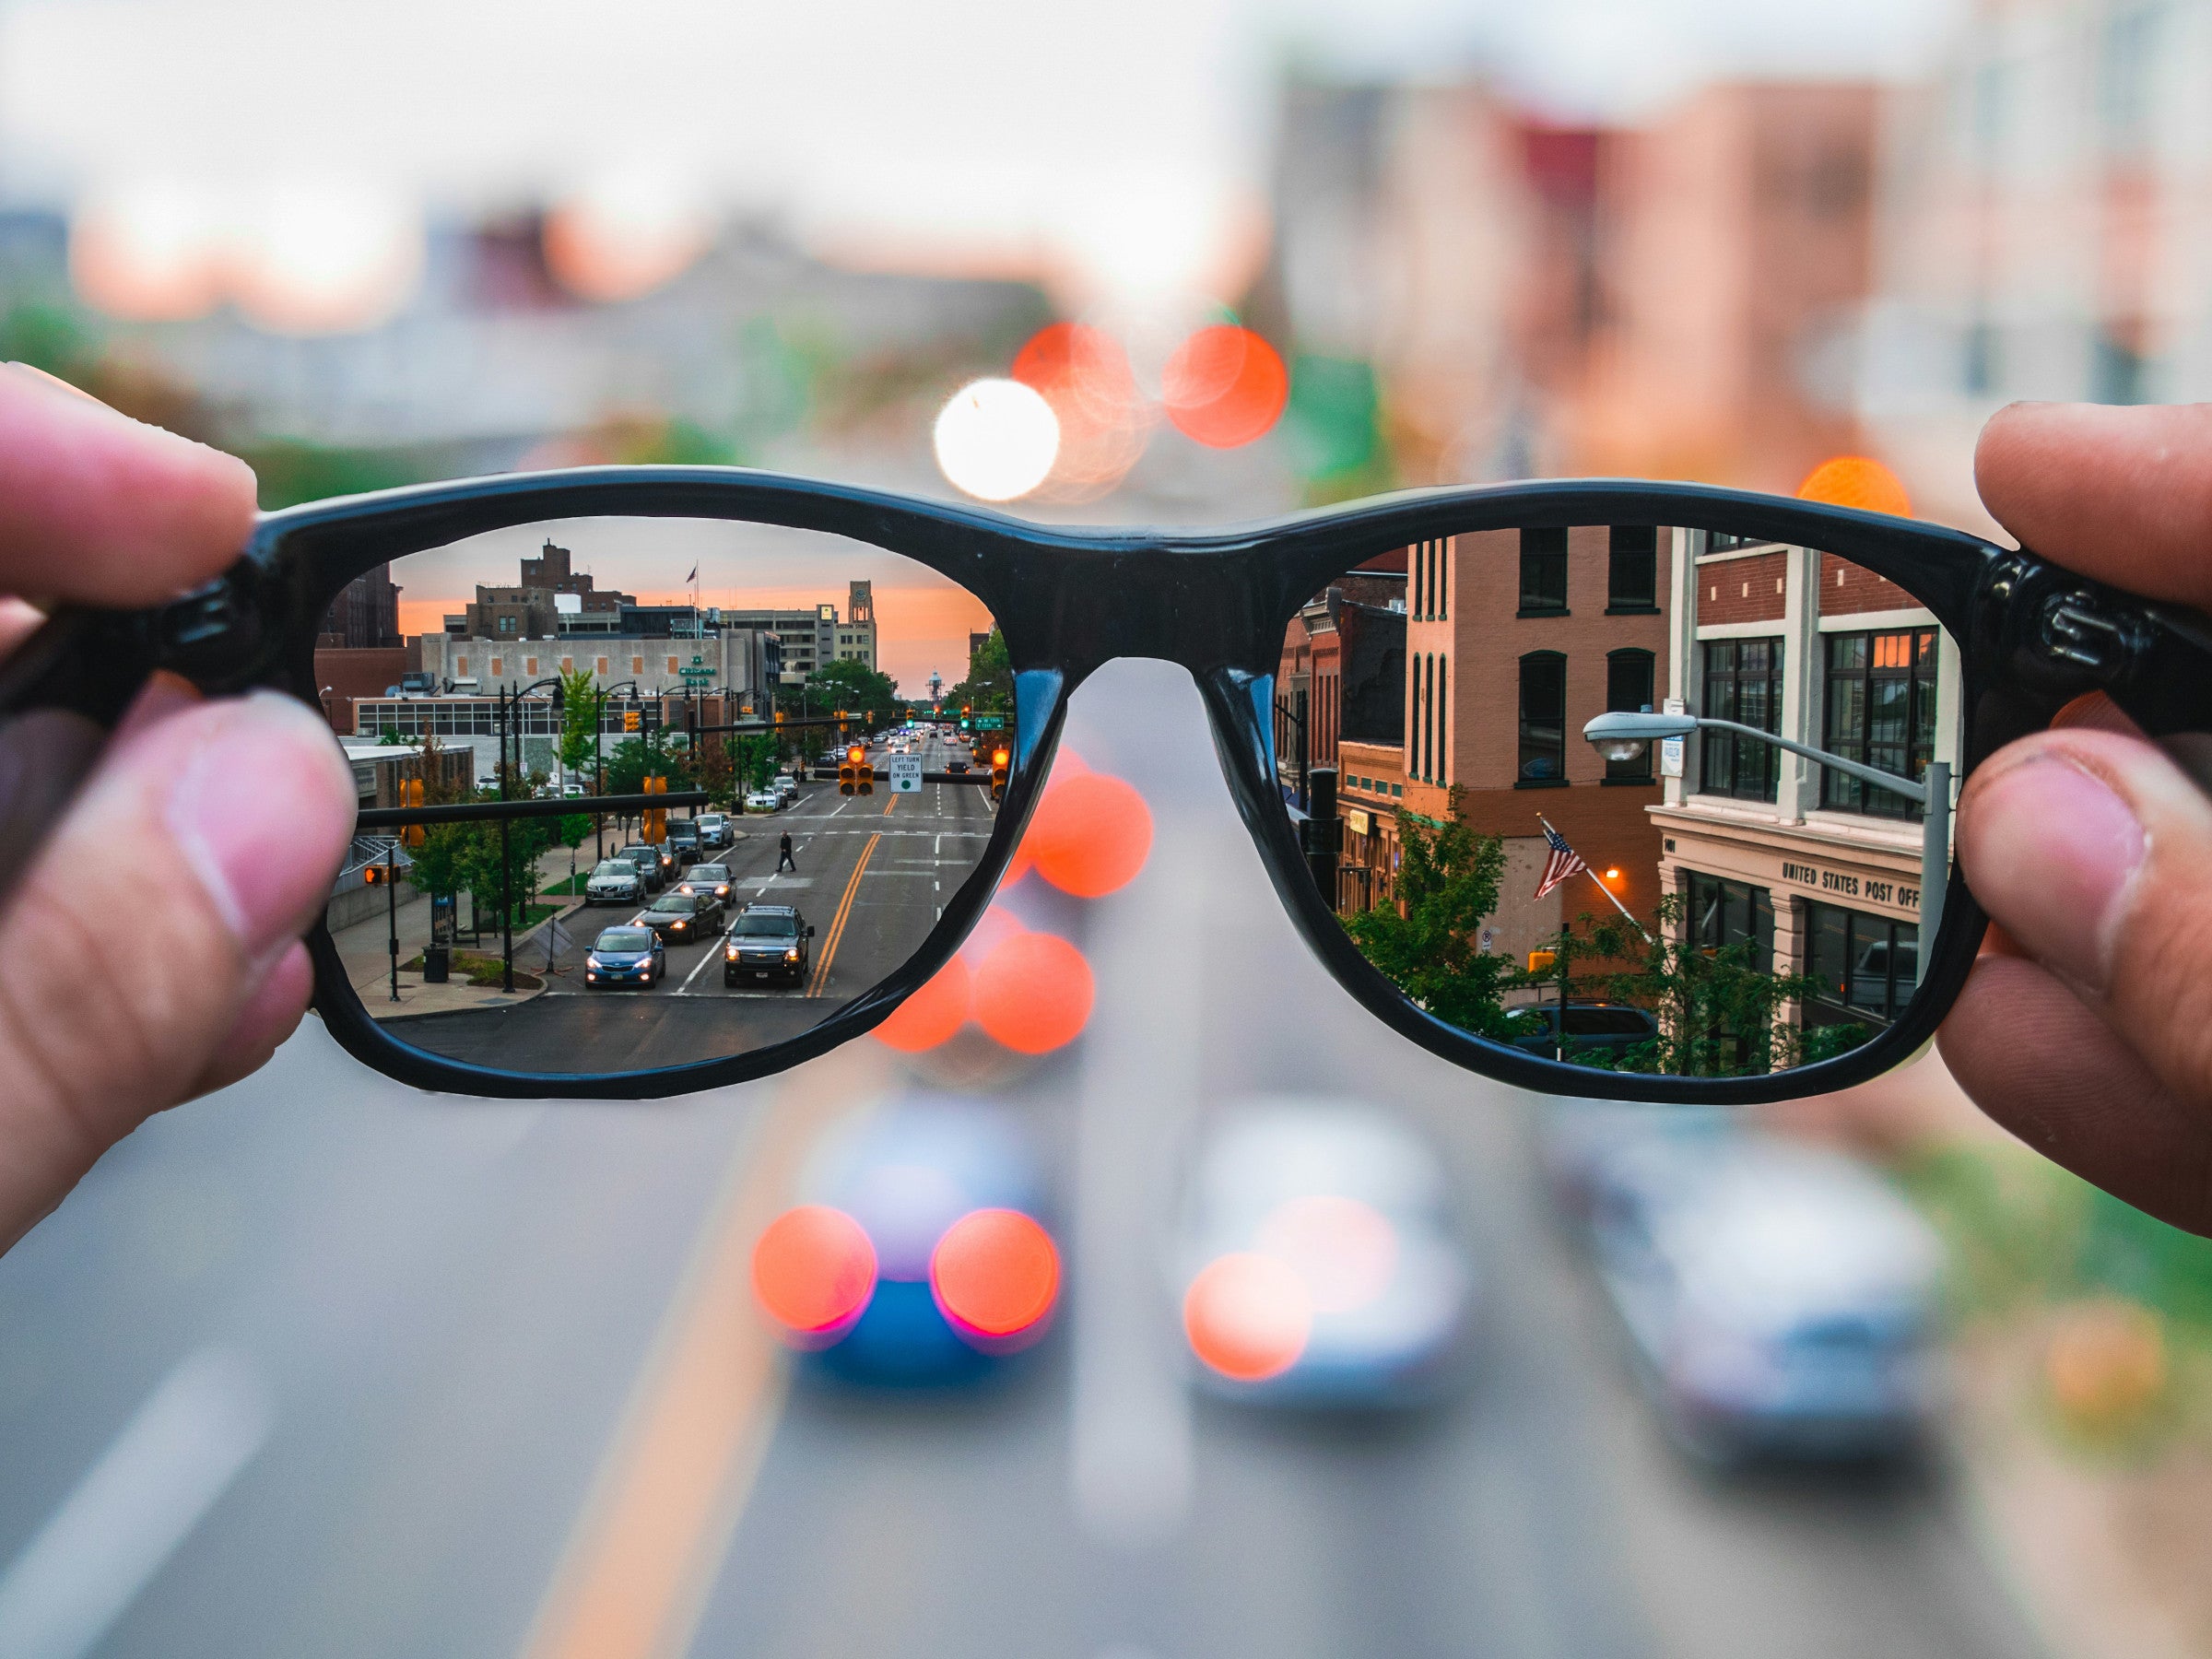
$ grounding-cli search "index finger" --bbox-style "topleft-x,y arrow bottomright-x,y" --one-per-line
1975,400 -> 2212,610
0,363 -> 257,608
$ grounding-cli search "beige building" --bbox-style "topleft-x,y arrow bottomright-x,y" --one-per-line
1654,530 -> 1961,1035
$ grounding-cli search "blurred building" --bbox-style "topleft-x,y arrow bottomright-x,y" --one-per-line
1653,530 -> 1960,1036
318,562 -> 403,648
1859,0 -> 2212,526
1268,76 -> 1881,495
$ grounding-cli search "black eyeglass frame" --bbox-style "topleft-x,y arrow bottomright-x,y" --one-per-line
8,465 -> 2210,1103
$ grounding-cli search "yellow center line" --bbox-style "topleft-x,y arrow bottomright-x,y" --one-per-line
882,793 -> 896,817
516,1080 -> 857,1659
804,831 -> 878,999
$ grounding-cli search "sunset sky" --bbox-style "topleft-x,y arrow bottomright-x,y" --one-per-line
395,518 -> 993,694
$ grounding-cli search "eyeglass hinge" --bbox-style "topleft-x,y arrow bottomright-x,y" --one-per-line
151,564 -> 269,689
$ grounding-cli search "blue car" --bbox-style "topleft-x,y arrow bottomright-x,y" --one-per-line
752,1098 -> 1059,1387
583,925 -> 664,989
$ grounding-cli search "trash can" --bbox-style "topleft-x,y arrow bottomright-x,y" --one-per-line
422,946 -> 450,984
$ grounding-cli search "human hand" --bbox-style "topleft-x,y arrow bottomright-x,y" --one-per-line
0,364 -> 355,1253
1942,401 -> 2212,1235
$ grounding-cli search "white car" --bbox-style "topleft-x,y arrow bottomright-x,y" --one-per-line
1175,1100 -> 1472,1406
745,788 -> 781,812
773,774 -> 799,805
694,813 -> 729,848
1584,1133 -> 1941,1463
584,858 -> 645,904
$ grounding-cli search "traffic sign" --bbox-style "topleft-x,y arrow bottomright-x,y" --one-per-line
888,754 -> 924,793
971,713 -> 1006,730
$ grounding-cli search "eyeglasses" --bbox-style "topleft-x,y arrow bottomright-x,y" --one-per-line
6,465 -> 2206,1101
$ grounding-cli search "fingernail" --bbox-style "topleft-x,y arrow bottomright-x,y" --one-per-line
167,692 -> 356,950
1962,754 -> 2145,992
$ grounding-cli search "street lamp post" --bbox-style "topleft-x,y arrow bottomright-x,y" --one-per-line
495,676 -> 566,994
1582,710 -> 1951,982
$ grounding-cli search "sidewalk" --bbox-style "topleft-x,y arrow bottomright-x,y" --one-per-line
328,884 -> 555,1018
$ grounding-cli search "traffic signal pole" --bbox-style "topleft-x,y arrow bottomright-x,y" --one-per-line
387,841 -> 400,1003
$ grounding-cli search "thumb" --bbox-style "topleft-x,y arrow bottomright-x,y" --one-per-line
1955,725 -> 2212,1106
0,686 -> 354,1248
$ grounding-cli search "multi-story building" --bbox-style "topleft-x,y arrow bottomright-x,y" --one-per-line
1652,532 -> 1959,1038
318,562 -> 403,649
1301,526 -> 1672,973
1859,0 -> 2212,527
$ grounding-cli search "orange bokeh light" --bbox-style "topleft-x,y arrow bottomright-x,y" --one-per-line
971,931 -> 1095,1053
1797,455 -> 1912,518
1021,772 -> 1154,899
752,1206 -> 877,1335
931,1208 -> 1061,1338
1183,1253 -> 1313,1382
1161,325 -> 1288,449
1011,322 -> 1150,499
872,956 -> 972,1053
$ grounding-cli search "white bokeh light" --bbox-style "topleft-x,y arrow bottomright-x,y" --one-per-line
933,379 -> 1060,502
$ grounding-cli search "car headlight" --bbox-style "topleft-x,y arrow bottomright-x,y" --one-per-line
586,956 -> 602,970
784,947 -> 799,961
672,920 -> 688,931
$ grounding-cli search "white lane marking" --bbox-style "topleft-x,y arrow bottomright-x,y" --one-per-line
0,1347 -> 273,1659
677,935 -> 727,993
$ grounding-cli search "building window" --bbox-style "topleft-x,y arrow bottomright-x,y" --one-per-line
525,657 -> 538,676
1706,532 -> 1772,552
1605,649 -> 1655,782
1518,652 -> 1566,783
1435,654 -> 1447,782
1519,528 -> 1568,614
1686,873 -> 1774,971
631,656 -> 644,675
1607,526 -> 1658,611
455,655 -> 468,677
595,656 -> 608,676
1822,629 -> 1937,818
498,616 -> 518,635
666,656 -> 681,675
1806,902 -> 1919,1026
490,657 -> 503,678
1700,638 -> 1783,802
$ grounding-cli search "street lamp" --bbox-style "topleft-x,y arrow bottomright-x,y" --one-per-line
1581,710 -> 1951,982
494,676 -> 566,994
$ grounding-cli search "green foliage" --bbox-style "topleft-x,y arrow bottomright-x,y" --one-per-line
600,730 -> 694,797
731,732 -> 780,794
944,627 -> 1013,717
555,813 -> 593,850
1527,895 -> 1829,1077
0,302 -> 96,378
378,726 -> 408,746
1285,354 -> 1394,504
788,656 -> 900,729
557,667 -> 601,781
1342,796 -> 1521,1038
237,441 -> 424,511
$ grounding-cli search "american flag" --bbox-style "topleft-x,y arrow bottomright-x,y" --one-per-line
1534,818 -> 1586,900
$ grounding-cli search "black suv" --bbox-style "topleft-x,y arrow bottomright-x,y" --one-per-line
723,904 -> 813,987
666,819 -> 701,864
618,844 -> 668,892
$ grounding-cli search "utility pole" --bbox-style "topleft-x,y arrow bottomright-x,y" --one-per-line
500,686 -> 514,994
387,841 -> 400,1003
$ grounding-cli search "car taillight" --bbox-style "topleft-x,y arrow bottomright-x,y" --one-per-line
930,1209 -> 1059,1352
1182,1253 -> 1312,1382
753,1206 -> 877,1348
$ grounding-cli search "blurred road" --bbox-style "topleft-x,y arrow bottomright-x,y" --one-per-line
0,661 -> 2043,1659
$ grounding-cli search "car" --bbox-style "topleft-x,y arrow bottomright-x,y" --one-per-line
724,903 -> 813,986
745,788 -> 780,812
1175,1100 -> 1473,1407
617,843 -> 667,892
665,819 -> 702,863
751,1097 -> 1059,1385
677,863 -> 735,906
947,759 -> 970,774
584,858 -> 645,905
1583,1133 -> 1941,1464
584,925 -> 664,988
1503,1002 -> 1659,1062
636,890 -> 722,944
773,774 -> 799,805
695,813 -> 730,849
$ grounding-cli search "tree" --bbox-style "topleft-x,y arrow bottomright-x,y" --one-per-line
1341,794 -> 1521,1039
945,627 -> 1012,715
557,666 -> 601,787
799,656 -> 900,730
601,729 -> 693,797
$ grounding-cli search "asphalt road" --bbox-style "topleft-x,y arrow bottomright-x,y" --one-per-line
383,728 -> 998,1075
0,665 -> 2044,1659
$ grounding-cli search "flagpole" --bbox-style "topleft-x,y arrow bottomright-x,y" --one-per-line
1537,815 -> 1653,944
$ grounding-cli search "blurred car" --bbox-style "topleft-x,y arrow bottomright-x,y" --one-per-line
745,788 -> 780,812
774,774 -> 799,805
752,1097 -> 1059,1385
947,759 -> 970,774
1584,1134 -> 1942,1463
1175,1100 -> 1472,1407
584,925 -> 663,988
665,819 -> 701,863
584,858 -> 645,906
695,812 -> 731,849
724,903 -> 811,985
617,843 -> 667,892
678,863 -> 735,906
1535,1097 -> 1736,1226
1503,1002 -> 1659,1062
636,890 -> 722,944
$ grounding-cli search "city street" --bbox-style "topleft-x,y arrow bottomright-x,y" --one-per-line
381,728 -> 998,1076
0,663 -> 2041,1659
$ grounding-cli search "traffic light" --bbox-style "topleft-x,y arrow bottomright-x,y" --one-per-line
839,743 -> 874,795
363,862 -> 384,885
623,708 -> 641,733
401,778 -> 426,848
960,702 -> 972,733
642,773 -> 666,841
990,747 -> 1010,802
